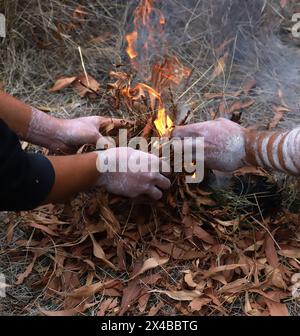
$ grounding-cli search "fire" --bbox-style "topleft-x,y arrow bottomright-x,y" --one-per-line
126,0 -> 166,72
125,0 -> 191,137
126,32 -> 138,60
154,107 -> 173,137
123,82 -> 174,136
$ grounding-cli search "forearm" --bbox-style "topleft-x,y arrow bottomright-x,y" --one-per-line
0,91 -> 33,138
45,152 -> 100,203
0,91 -> 62,146
245,128 -> 300,175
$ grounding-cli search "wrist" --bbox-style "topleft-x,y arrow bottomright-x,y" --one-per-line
26,107 -> 66,149
95,150 -> 114,189
46,152 -> 100,203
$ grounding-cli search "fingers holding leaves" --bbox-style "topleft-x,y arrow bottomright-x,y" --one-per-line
98,117 -> 135,135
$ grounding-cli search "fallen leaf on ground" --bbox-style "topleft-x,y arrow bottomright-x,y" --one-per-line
148,301 -> 164,316
189,298 -> 211,312
48,76 -> 77,92
268,106 -> 290,129
278,248 -> 300,259
49,73 -> 100,98
90,234 -> 116,270
151,289 -> 202,301
73,74 -> 100,97
264,298 -> 289,316
15,253 -> 39,285
130,256 -> 169,280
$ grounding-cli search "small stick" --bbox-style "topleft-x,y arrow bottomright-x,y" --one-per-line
179,109 -> 192,126
78,46 -> 90,86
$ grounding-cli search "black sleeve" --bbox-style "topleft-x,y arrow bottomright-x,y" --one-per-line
0,119 -> 55,211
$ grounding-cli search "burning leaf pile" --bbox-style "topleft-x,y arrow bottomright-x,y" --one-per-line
3,0 -> 300,316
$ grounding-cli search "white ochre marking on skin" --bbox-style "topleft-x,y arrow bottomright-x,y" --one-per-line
260,134 -> 272,168
253,134 -> 264,167
271,133 -> 285,171
26,107 -> 63,143
282,132 -> 298,174
291,130 -> 300,170
284,129 -> 300,173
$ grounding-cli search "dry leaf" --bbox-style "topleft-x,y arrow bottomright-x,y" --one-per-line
184,272 -> 197,288
49,73 -> 100,98
49,76 -> 77,92
15,253 -> 39,285
73,74 -> 100,97
264,298 -> 289,316
228,99 -> 255,114
138,291 -> 150,313
29,222 -> 59,236
265,235 -> 279,268
119,279 -> 141,315
203,264 -> 245,279
268,106 -> 290,129
67,279 -> 118,299
148,301 -> 164,316
189,298 -> 211,312
130,256 -> 169,280
97,298 -> 118,316
90,234 -> 116,270
152,289 -> 202,301
40,308 -> 78,316
183,216 -> 216,245
278,248 -> 300,259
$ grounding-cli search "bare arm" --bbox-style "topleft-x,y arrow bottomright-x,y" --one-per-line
245,128 -> 300,175
0,91 -> 132,153
0,91 -> 33,139
173,118 -> 300,175
45,153 -> 100,203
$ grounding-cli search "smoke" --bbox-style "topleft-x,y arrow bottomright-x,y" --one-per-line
127,0 -> 300,125
168,0 -> 300,119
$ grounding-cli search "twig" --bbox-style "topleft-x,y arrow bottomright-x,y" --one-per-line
78,46 -> 90,86
78,80 -> 102,97
179,109 -> 192,126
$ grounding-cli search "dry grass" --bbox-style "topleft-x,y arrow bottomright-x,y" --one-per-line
1,0 -> 300,316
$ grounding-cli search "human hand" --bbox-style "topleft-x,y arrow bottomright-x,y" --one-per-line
52,116 -> 133,153
96,147 -> 171,200
172,118 -> 247,172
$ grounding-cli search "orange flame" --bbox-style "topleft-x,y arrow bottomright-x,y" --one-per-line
126,0 -> 166,73
126,32 -> 138,60
125,0 -> 190,137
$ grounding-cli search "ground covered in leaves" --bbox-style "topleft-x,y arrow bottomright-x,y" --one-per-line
1,0 -> 300,316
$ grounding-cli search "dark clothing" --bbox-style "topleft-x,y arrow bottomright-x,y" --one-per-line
0,119 -> 55,211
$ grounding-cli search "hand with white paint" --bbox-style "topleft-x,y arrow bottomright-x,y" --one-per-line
27,108 -> 133,154
96,147 -> 171,200
173,118 -> 300,175
173,118 -> 247,172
